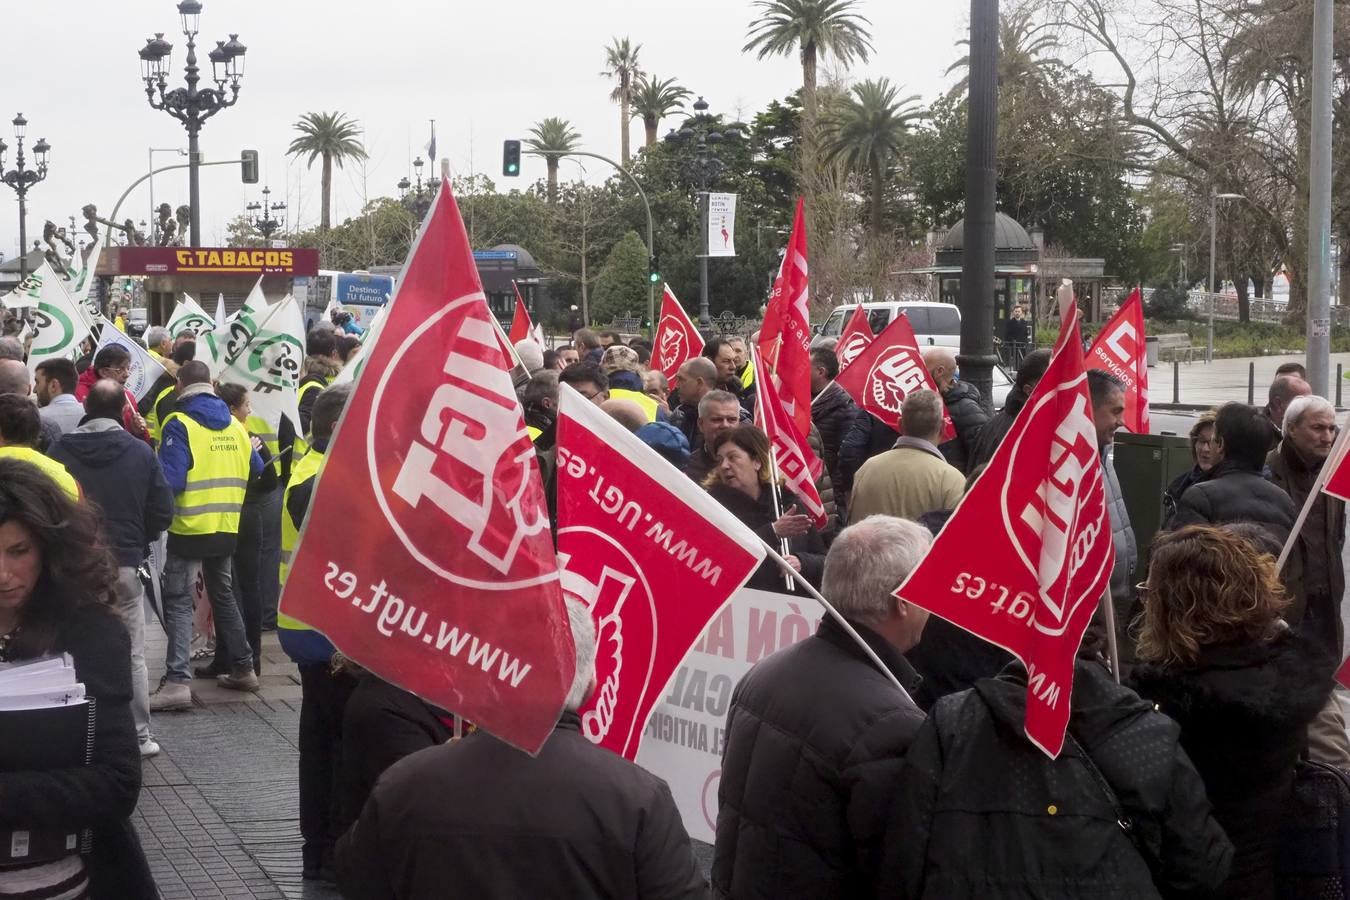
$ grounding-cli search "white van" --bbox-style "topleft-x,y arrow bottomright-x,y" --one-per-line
813,301 -> 962,349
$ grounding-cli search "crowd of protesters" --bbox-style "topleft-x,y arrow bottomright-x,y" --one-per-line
2,299 -> 1349,900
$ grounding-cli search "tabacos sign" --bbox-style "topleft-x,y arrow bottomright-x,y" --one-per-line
107,247 -> 321,277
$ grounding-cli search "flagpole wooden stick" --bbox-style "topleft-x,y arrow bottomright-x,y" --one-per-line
765,446 -> 795,591
759,540 -> 914,704
1099,587 -> 1122,684
1275,416 -> 1350,573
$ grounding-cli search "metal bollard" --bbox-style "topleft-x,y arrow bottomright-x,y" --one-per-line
1248,362 -> 1255,405
1339,364 -> 1344,408
1173,358 -> 1180,404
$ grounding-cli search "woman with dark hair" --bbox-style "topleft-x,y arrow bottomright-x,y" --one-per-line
705,424 -> 825,592
1130,525 -> 1333,900
335,334 -> 362,365
1162,411 -> 1220,521
0,459 -> 153,898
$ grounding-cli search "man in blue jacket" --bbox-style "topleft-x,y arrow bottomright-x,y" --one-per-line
151,361 -> 264,710
50,379 -> 175,756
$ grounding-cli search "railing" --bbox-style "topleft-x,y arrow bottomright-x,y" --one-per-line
1100,286 -> 1350,328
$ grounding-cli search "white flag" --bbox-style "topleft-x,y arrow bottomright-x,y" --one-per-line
217,295 -> 305,443
199,279 -> 269,376
69,233 -> 106,324
95,317 -> 167,401
21,263 -> 92,372
165,294 -> 216,338
213,292 -> 227,329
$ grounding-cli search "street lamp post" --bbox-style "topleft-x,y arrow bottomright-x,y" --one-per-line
664,97 -> 740,332
1207,190 -> 1245,364
397,156 -> 441,223
960,0 -> 1000,408
0,114 -> 49,280
246,185 -> 286,240
138,1 -> 246,248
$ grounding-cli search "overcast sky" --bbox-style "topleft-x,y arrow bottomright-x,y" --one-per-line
5,0 -> 969,257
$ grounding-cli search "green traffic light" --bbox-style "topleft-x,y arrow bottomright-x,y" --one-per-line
649,272 -> 660,284
507,163 -> 518,174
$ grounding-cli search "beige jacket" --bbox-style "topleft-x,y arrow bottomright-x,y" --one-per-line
847,437 -> 965,523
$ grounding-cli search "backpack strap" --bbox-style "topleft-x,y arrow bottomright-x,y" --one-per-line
1066,732 -> 1155,869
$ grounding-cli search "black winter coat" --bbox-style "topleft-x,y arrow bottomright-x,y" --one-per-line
810,381 -> 856,491
883,659 -> 1232,900
337,713 -> 706,900
1130,630 -> 1332,900
1162,465 -> 1212,524
940,380 -> 991,475
706,482 -> 825,592
837,407 -> 898,493
0,604 -> 154,899
337,673 -> 453,837
712,616 -> 925,899
1163,461 -> 1296,548
1267,442 -> 1346,653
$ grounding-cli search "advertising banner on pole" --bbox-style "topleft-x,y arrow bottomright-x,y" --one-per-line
706,193 -> 737,258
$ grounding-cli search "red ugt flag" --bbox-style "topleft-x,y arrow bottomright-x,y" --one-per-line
834,312 -> 955,441
509,282 -> 535,345
752,345 -> 827,528
835,303 -> 874,372
555,384 -> 766,759
652,285 -> 704,380
894,308 -> 1115,758
279,179 -> 575,754
1086,287 -> 1150,434
758,199 -> 813,438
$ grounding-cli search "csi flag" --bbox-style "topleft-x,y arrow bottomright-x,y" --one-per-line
216,295 -> 305,442
556,383 -> 765,760
652,285 -> 703,380
278,177 -> 575,754
707,193 -> 737,258
165,294 -> 216,338
1086,288 -> 1150,434
894,307 -> 1114,758
20,263 -> 92,371
95,317 -> 167,401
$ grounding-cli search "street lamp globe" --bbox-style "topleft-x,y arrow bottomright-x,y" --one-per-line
139,34 -> 173,82
208,41 -> 230,84
222,34 -> 246,81
177,0 -> 202,35
32,138 -> 49,171
11,114 -> 26,140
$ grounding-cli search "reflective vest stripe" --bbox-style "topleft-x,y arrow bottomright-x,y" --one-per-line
182,477 -> 249,491
165,412 -> 251,537
174,502 -> 249,516
245,414 -> 281,478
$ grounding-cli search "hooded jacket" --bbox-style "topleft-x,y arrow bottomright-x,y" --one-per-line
158,388 -> 264,557
49,418 -> 174,568
1164,459 -> 1296,550
712,616 -> 925,899
74,368 -> 151,445
884,659 -> 1233,900
1130,630 -> 1332,900
939,379 -> 990,474
810,380 -> 857,491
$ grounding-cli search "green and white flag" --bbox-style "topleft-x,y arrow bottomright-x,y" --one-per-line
165,293 -> 216,338
94,316 -> 167,401
199,279 -> 270,376
68,234 -> 106,324
21,263 -> 93,371
217,294 -> 304,440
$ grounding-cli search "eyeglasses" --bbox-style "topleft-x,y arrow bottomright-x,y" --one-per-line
102,365 -> 131,376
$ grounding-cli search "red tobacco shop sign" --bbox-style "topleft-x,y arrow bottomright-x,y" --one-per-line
101,246 -> 320,277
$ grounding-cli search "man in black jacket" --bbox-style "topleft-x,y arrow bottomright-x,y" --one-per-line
809,345 -> 856,498
337,600 -> 706,900
713,515 -> 932,899
49,379 -> 174,757
922,347 -> 990,474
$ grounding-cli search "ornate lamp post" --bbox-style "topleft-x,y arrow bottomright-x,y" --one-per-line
398,156 -> 441,222
0,114 -> 49,280
138,1 -> 246,247
664,97 -> 740,331
246,185 -> 286,240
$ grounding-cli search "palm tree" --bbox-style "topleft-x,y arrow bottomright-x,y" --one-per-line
631,75 -> 692,148
601,37 -> 644,164
946,7 -> 1063,95
743,0 -> 873,145
822,79 -> 925,242
286,112 -> 367,232
525,117 -> 582,203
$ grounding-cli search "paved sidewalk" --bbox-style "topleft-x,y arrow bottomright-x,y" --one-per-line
137,625 -> 338,900
1152,351 -> 1350,406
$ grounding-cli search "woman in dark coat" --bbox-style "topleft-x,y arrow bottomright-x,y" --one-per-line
0,459 -> 153,899
704,424 -> 825,593
1130,525 -> 1333,900
1161,411 -> 1219,522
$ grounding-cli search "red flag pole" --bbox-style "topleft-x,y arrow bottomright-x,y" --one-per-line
751,353 -> 795,590
760,540 -> 913,704
1276,418 -> 1350,572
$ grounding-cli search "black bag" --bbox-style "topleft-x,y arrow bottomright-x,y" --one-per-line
1276,760 -> 1350,900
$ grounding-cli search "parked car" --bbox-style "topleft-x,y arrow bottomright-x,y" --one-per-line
813,300 -> 962,349
126,307 -> 148,338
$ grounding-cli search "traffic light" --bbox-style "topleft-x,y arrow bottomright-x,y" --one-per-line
648,254 -> 661,284
502,140 -> 521,177
240,149 -> 259,184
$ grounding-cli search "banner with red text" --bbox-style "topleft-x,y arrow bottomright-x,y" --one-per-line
894,308 -> 1114,757
834,312 -> 955,440
652,285 -> 704,380
757,199 -> 812,437
279,179 -> 574,754
636,587 -> 819,843
556,384 -> 765,760
752,346 -> 826,528
1087,287 -> 1149,434
835,303 -> 874,372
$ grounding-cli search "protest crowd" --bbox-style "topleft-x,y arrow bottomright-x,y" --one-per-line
3,187 -> 1350,900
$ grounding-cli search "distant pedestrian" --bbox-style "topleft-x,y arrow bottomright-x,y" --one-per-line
337,600 -> 707,899
49,379 -> 174,758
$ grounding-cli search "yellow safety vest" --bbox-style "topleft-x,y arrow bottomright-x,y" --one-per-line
609,387 -> 659,423
146,383 -> 176,444
0,447 -> 80,501
526,424 -> 543,442
739,359 -> 756,391
277,446 -> 325,631
245,413 -> 281,478
164,412 -> 251,538
293,377 -> 330,461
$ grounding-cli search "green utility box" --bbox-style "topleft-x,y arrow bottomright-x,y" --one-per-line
1112,432 -> 1195,568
